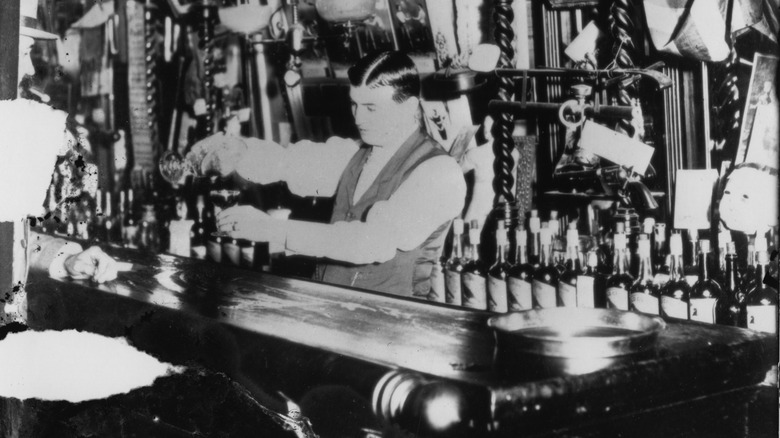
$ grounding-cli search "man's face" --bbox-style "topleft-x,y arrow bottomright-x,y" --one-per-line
18,35 -> 36,86
350,85 -> 419,147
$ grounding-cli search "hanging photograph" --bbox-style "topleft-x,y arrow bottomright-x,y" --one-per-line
735,53 -> 779,167
387,0 -> 435,55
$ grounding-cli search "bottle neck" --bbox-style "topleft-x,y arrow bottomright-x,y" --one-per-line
452,233 -> 463,259
515,243 -> 528,265
496,242 -> 506,264
669,253 -> 685,280
697,251 -> 710,281
471,243 -> 481,262
612,247 -> 627,274
540,243 -> 553,266
638,251 -> 653,281
567,245 -> 581,270
725,254 -> 739,292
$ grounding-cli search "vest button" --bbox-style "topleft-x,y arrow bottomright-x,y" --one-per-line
346,212 -> 355,219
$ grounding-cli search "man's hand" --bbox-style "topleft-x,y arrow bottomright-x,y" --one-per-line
185,132 -> 247,176
217,206 -> 287,248
63,246 -> 118,283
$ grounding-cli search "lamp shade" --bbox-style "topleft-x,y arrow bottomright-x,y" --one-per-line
315,0 -> 376,23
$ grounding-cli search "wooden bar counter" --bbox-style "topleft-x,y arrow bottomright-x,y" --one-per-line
22,243 -> 778,437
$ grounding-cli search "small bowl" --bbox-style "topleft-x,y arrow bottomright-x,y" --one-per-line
488,308 -> 666,359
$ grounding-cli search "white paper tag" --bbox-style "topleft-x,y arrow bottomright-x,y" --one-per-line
661,296 -> 689,319
631,293 -> 660,315
462,272 -> 487,310
488,275 -> 508,312
747,305 -> 777,333
444,270 -> 463,306
689,298 -> 717,324
576,275 -> 595,308
606,287 -> 629,310
557,282 -> 577,307
532,280 -> 557,308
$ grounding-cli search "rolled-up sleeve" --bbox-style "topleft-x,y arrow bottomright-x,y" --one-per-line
284,156 -> 465,264
236,136 -> 359,198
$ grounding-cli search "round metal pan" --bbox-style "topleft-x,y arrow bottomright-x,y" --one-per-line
488,308 -> 666,359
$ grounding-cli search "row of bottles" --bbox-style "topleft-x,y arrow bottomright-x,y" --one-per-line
437,212 -> 777,335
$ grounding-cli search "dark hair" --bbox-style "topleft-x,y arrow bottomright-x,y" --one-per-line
347,51 -> 420,103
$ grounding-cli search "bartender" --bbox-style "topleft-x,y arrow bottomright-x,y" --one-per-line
191,51 -> 466,298
2,0 -> 118,326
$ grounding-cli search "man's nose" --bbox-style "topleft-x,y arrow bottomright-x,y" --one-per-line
20,56 -> 35,79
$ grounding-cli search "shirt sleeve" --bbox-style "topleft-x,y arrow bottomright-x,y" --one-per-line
284,155 -> 466,264
236,136 -> 359,198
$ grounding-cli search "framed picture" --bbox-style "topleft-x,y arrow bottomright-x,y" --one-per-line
387,0 -> 435,55
735,53 -> 779,167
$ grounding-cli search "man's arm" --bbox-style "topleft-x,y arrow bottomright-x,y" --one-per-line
235,136 -> 359,198
284,156 -> 466,264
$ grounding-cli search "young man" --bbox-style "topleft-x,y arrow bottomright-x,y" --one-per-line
1,0 -> 118,325
192,51 -> 466,298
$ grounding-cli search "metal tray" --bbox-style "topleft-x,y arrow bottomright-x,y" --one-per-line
488,308 -> 666,359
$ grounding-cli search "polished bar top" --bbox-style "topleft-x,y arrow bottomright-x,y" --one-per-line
25,243 -> 777,435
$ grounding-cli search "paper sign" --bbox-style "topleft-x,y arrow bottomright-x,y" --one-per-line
673,169 -> 718,230
565,21 -> 602,63
579,121 -> 655,174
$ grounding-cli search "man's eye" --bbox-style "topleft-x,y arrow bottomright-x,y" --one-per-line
367,107 -> 376,113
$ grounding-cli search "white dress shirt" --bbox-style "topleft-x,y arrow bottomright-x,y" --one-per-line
235,134 -> 466,265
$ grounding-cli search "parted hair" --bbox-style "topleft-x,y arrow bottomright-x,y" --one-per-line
347,51 -> 420,103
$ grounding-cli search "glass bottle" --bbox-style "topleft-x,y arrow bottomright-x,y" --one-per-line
716,242 -> 742,327
689,240 -> 723,324
606,231 -> 634,310
744,250 -> 778,334
507,225 -> 534,311
528,210 -> 541,266
577,251 -> 605,308
717,224 -> 732,279
683,229 -> 699,287
532,228 -> 558,308
461,220 -> 487,310
653,223 -> 668,274
122,190 -> 138,249
488,222 -> 511,313
444,218 -> 465,306
630,236 -> 660,315
557,225 -> 581,307
190,195 -> 207,260
660,233 -> 691,320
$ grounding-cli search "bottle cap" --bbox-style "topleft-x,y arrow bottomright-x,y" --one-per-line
568,222 -> 577,230
669,233 -> 683,255
515,227 -> 527,245
613,233 -> 627,249
196,195 -> 205,209
470,219 -> 480,230
638,239 -> 651,255
638,233 -> 649,240
496,227 -> 507,245
654,223 -> 666,236
541,221 -> 549,229
757,250 -> 769,264
453,218 -> 464,234
726,241 -> 736,254
643,217 -> 655,234
529,217 -> 541,233
539,228 -> 552,244
755,236 -> 768,252
566,229 -> 579,247
549,210 -> 558,220
587,251 -> 598,267
688,228 -> 698,241
530,209 -> 538,218
699,239 -> 710,253
469,227 -> 481,244
615,222 -> 625,233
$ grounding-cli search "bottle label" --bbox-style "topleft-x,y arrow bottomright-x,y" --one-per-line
207,240 -> 222,263
689,298 -> 717,324
557,282 -> 577,307
222,241 -> 241,266
576,276 -> 595,308
532,280 -> 557,308
488,276 -> 508,312
661,296 -> 689,319
428,264 -> 446,303
747,305 -> 778,334
240,246 -> 255,267
507,277 -> 533,310
631,293 -> 660,315
606,287 -> 629,310
462,272 -> 487,310
653,273 -> 670,286
685,274 -> 698,288
444,270 -> 462,306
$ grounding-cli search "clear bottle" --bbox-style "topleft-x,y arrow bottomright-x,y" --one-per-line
444,219 -> 465,306
528,210 -> 541,266
630,236 -> 660,315
138,204 -> 160,252
190,196 -> 207,260
717,224 -> 732,279
689,240 -> 723,324
653,223 -> 668,275
606,231 -> 634,310
91,189 -> 105,242
660,233 -> 691,320
577,251 -> 606,308
683,229 -> 699,287
507,225 -> 534,311
122,190 -> 138,249
461,220 -> 487,310
532,228 -> 558,308
744,250 -> 778,334
716,242 -> 742,327
557,225 -> 581,307
488,222 -> 511,313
